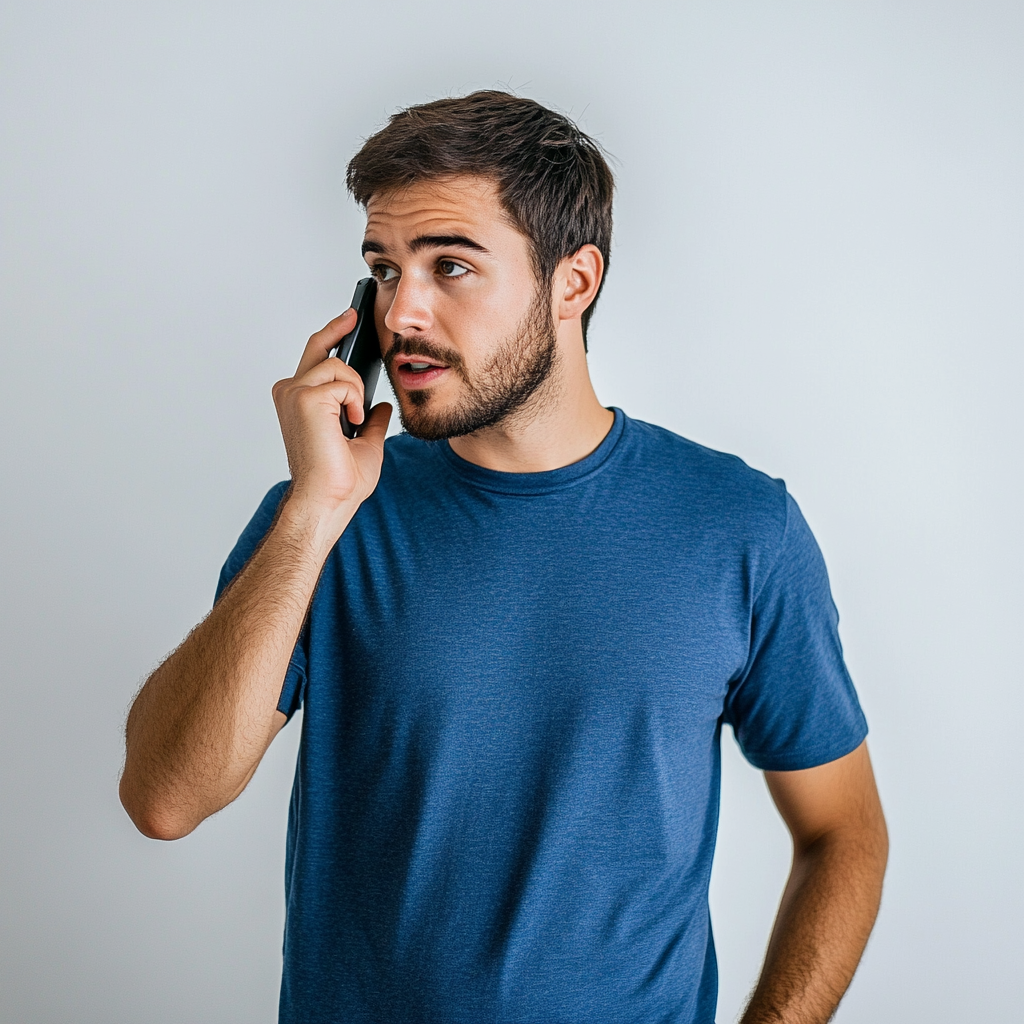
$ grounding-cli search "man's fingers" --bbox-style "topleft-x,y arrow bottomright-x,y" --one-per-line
304,358 -> 365,424
285,378 -> 366,428
294,308 -> 358,378
279,357 -> 367,422
353,402 -> 393,446
298,356 -> 364,392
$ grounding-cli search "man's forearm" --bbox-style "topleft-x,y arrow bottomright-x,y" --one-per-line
120,494 -> 350,840
740,823 -> 888,1024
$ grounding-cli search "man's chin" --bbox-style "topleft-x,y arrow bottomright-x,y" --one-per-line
395,393 -> 493,442
396,394 -> 457,442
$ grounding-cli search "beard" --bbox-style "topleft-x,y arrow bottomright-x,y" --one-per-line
382,289 -> 558,442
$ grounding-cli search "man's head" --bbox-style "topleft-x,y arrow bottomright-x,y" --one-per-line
346,92 -> 614,441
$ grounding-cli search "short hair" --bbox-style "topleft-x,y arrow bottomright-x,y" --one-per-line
346,91 -> 615,347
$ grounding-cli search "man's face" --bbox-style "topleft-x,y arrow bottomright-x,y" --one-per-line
362,176 -> 557,441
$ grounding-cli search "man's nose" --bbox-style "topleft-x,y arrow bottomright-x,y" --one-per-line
384,274 -> 434,335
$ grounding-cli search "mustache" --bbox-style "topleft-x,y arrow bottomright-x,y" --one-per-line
383,335 -> 466,373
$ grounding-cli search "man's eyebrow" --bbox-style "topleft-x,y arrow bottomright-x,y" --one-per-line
361,234 -> 491,258
409,234 -> 490,255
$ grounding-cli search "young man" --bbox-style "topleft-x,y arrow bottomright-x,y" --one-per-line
121,92 -> 887,1024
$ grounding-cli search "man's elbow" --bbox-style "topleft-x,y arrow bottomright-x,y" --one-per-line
118,774 -> 199,841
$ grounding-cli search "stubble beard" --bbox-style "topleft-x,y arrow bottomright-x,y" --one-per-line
383,289 -> 559,442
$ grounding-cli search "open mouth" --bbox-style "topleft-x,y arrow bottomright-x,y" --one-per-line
393,357 -> 450,389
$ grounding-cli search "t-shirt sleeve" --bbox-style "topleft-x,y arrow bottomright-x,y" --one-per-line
214,480 -> 308,720
723,491 -> 868,771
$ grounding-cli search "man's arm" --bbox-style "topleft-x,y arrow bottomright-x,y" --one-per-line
740,741 -> 888,1024
119,309 -> 391,840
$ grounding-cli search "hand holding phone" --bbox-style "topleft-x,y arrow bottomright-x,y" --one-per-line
332,277 -> 382,438
272,292 -> 390,539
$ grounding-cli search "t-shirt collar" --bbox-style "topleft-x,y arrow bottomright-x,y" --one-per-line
436,407 -> 626,496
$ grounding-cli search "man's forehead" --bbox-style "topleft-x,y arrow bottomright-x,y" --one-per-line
363,176 -> 514,246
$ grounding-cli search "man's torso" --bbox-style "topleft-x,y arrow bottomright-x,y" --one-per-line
218,410 -> 866,1024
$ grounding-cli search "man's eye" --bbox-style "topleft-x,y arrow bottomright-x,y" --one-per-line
438,260 -> 469,278
373,265 -> 399,282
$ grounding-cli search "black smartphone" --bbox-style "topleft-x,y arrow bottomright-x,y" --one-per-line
332,277 -> 382,439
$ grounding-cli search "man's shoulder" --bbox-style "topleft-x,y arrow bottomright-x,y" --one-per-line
623,413 -> 788,521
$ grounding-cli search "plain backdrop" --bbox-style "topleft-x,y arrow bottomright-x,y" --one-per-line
1,2 -> 1021,1021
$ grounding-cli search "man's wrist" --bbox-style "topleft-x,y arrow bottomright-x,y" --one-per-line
275,487 -> 361,564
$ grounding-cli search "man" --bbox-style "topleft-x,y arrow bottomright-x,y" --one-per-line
121,91 -> 887,1023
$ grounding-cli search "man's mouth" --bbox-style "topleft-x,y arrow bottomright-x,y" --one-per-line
392,356 -> 450,389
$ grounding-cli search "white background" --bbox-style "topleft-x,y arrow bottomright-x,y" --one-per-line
1,2 -> 1021,1021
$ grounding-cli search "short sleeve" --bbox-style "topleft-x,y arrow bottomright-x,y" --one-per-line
215,481 -> 308,720
723,491 -> 868,771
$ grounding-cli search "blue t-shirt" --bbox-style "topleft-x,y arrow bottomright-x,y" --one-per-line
217,409 -> 867,1024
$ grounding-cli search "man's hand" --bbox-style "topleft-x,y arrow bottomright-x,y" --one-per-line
273,308 -> 392,554
120,314 -> 391,841
741,741 -> 888,1024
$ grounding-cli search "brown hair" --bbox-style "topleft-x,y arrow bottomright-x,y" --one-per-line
346,91 -> 614,347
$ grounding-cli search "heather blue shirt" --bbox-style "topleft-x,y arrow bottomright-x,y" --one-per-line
217,409 -> 867,1024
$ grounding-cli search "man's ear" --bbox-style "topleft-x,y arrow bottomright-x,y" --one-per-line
554,244 -> 604,323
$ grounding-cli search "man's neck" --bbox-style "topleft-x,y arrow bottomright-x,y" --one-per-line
447,333 -> 614,474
